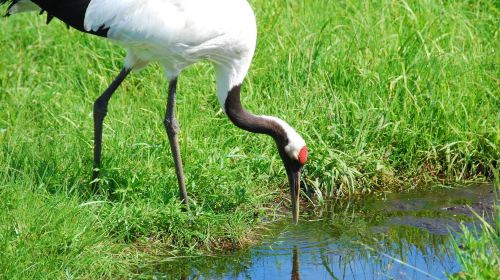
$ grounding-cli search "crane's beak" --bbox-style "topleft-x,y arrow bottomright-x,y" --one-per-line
289,170 -> 301,224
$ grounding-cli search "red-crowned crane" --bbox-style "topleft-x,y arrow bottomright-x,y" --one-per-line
2,0 -> 308,223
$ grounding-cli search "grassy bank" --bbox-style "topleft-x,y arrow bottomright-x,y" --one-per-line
0,0 -> 498,277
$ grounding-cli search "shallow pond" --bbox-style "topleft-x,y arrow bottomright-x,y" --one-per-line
147,184 -> 496,279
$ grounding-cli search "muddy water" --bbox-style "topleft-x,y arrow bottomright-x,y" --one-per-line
148,184 -> 496,279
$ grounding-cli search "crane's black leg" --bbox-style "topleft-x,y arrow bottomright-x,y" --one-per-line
92,67 -> 131,190
164,78 -> 189,208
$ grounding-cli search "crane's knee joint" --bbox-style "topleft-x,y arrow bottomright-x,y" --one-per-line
93,99 -> 108,120
164,118 -> 179,135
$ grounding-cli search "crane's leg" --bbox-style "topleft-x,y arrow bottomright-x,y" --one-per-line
164,78 -> 189,208
92,67 -> 131,190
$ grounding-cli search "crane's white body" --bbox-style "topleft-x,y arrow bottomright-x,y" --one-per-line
84,0 -> 256,108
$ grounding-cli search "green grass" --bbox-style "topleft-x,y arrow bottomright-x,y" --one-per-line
0,0 -> 498,277
449,206 -> 500,279
449,177 -> 499,279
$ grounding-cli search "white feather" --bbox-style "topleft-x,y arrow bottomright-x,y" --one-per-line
262,116 -> 306,160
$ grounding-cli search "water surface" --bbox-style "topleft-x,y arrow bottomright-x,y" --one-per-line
148,184 -> 496,279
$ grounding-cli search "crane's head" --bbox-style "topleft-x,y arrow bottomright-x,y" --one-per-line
263,116 -> 308,224
223,85 -> 308,223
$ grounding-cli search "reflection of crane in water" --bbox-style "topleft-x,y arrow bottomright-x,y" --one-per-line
292,246 -> 301,280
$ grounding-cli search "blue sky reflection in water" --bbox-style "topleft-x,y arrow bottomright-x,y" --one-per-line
151,184 -> 494,279
208,223 -> 458,279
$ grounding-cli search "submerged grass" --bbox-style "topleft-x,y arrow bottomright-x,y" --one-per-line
0,0 -> 498,277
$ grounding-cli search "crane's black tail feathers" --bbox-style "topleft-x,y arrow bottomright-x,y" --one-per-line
1,0 -> 108,37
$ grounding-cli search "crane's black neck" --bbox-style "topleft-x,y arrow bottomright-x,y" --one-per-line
224,85 -> 287,147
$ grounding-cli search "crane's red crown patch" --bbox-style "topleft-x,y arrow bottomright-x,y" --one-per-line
298,146 -> 308,165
